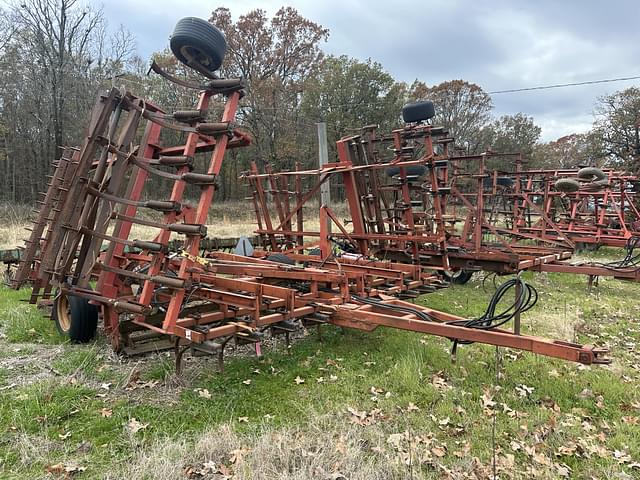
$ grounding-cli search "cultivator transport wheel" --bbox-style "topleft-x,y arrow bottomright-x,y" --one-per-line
402,100 -> 436,123
53,293 -> 98,343
265,253 -> 296,265
577,167 -> 606,182
170,17 -> 227,75
554,177 -> 580,193
575,242 -> 600,253
441,269 -> 474,285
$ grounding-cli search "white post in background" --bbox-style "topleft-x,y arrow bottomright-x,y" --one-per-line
317,122 -> 331,234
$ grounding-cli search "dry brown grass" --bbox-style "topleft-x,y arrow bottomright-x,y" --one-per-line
109,412 -> 443,480
0,200 -> 350,250
0,202 -> 33,251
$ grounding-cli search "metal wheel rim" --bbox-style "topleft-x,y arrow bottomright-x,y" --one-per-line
445,270 -> 463,279
56,294 -> 71,332
180,45 -> 213,68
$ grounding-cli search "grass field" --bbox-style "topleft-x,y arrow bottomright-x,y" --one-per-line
0,246 -> 639,479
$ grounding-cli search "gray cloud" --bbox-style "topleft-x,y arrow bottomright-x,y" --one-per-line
93,0 -> 640,141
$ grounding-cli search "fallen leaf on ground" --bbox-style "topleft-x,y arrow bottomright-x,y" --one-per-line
481,388 -> 496,411
127,418 -> 148,434
229,447 -> 251,465
432,446 -> 447,457
406,402 -> 419,412
46,463 -> 86,475
515,384 -> 534,397
195,388 -> 212,398
100,408 -> 112,418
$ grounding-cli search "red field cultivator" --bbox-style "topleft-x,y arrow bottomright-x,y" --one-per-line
510,166 -> 640,247
246,105 -> 640,283
11,18 -> 610,370
246,123 -> 572,277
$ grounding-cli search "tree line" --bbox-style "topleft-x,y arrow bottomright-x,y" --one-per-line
0,2 -> 638,204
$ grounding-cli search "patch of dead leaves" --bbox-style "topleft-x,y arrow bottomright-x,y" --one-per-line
346,406 -> 386,426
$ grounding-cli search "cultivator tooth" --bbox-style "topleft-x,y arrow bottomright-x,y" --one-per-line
398,290 -> 419,299
302,313 -> 330,326
234,330 -> 264,346
415,285 -> 437,293
270,320 -> 297,334
190,340 -> 223,356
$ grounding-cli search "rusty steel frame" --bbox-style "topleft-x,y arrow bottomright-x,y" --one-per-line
245,124 -> 573,274
245,120 -> 640,282
506,166 -> 640,248
447,156 -> 640,281
12,65 -> 611,369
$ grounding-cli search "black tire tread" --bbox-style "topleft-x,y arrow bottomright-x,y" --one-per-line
442,269 -> 474,284
554,178 -> 580,193
170,17 -> 227,73
577,167 -> 606,182
402,101 -> 436,123
266,253 -> 295,265
53,294 -> 99,343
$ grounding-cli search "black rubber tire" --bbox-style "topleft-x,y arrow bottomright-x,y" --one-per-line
554,178 -> 580,193
402,101 -> 436,123
266,253 -> 295,265
441,269 -> 474,284
575,242 -> 600,253
385,165 -> 427,178
577,167 -> 606,182
52,293 -> 99,343
483,176 -> 514,189
170,17 -> 227,73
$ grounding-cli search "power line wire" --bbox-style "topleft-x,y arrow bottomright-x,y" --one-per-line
488,75 -> 640,94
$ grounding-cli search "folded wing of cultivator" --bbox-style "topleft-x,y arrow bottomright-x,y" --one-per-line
246,103 -> 640,283
514,167 -> 640,247
12,19 -> 610,371
245,109 -> 573,276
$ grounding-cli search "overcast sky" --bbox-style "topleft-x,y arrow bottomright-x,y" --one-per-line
96,0 -> 640,141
